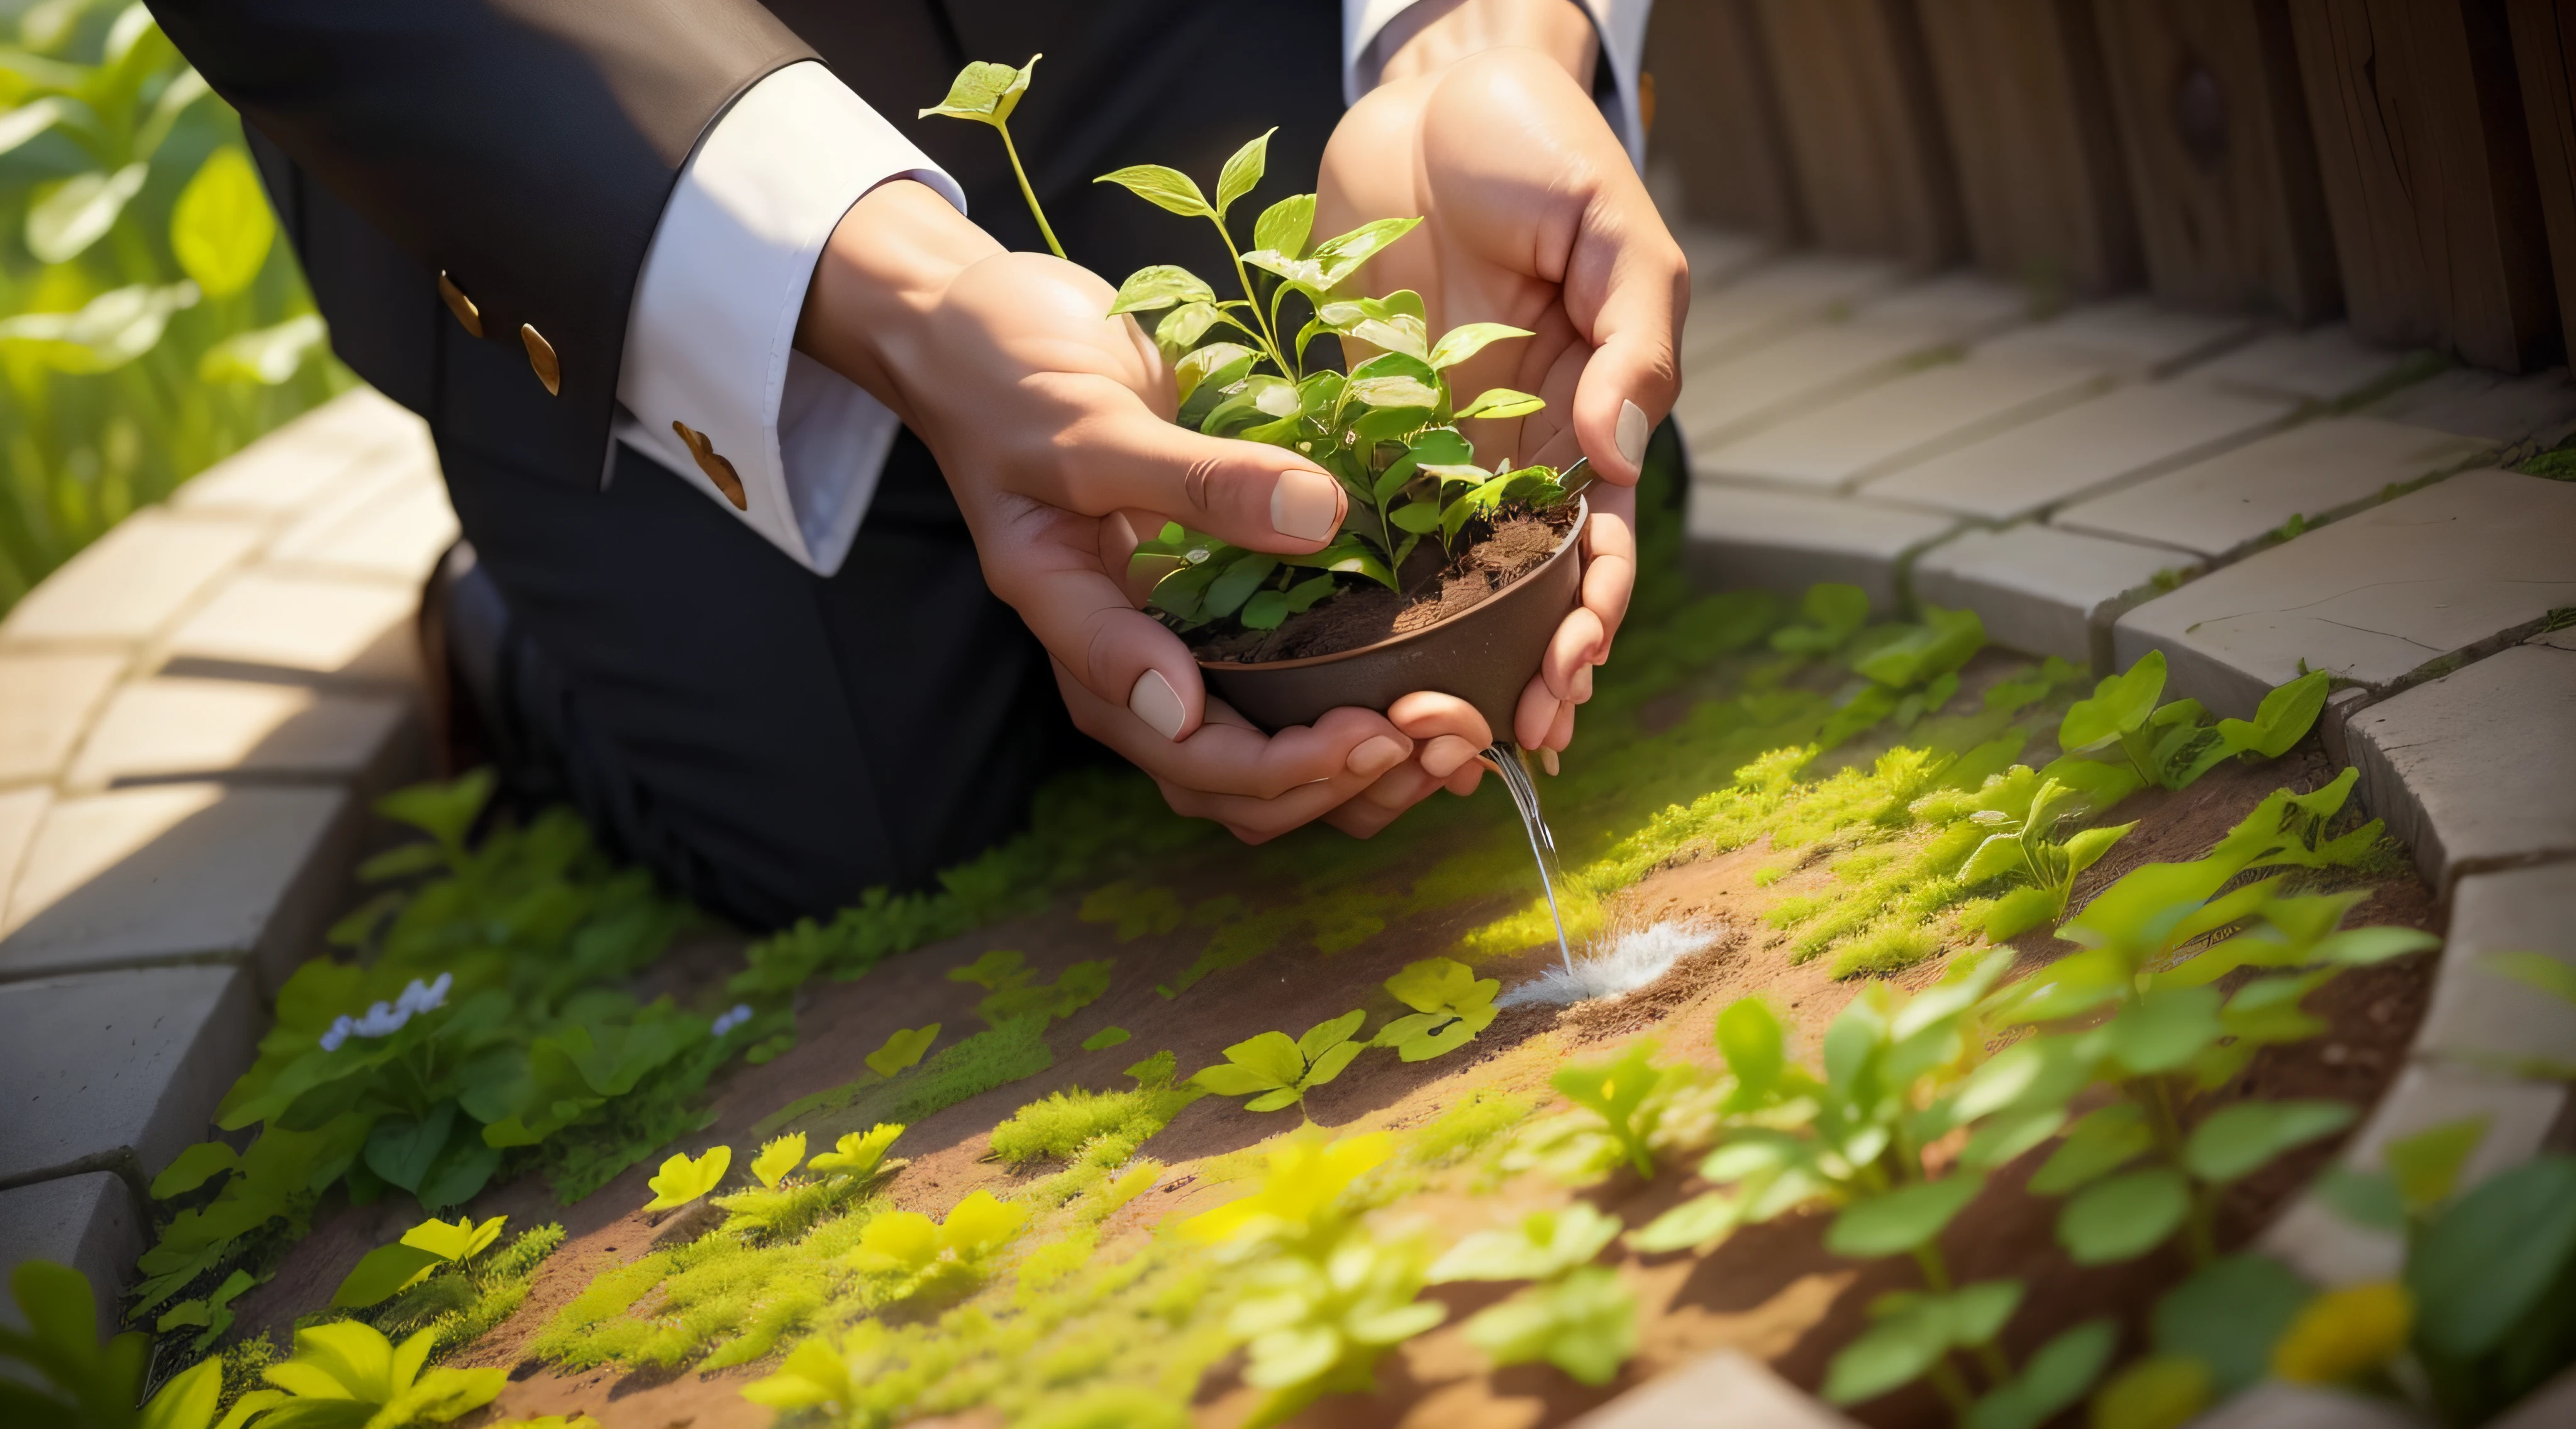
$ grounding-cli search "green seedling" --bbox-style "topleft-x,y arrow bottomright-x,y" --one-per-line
331,1214 -> 508,1309
808,1124 -> 904,1179
929,57 -> 1577,638
1,1262 -> 225,1429
1372,957 -> 1501,1062
750,1132 -> 806,1188
842,1190 -> 1030,1303
641,1146 -> 730,1214
947,949 -> 1114,1026
1431,1204 -> 1639,1387
1430,1204 -> 1623,1284
2057,652 -> 2330,793
1511,1042 -> 1682,1182
918,55 -> 1062,259
864,1023 -> 939,1078
1080,1025 -> 1133,1052
223,1320 -> 506,1429
1191,1010 -> 1368,1113
1955,776 -> 2135,940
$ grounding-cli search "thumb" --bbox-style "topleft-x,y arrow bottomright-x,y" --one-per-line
1060,409 -> 1351,555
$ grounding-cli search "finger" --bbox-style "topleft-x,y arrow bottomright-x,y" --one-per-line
1057,409 -> 1349,556
1541,608 -> 1606,700
992,505 -> 1211,742
1565,211 -> 1686,485
1323,762 -> 1446,837
1579,496 -> 1638,648
1514,676 -> 1563,750
1421,734 -> 1484,780
1052,653 -> 1407,793
1388,691 -> 1492,750
1546,698 -> 1576,752
1443,760 -> 1485,796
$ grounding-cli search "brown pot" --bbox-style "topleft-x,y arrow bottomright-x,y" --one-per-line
1199,496 -> 1587,735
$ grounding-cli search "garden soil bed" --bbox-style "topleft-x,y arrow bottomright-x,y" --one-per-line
1192,506 -> 1576,663
227,737 -> 2435,1429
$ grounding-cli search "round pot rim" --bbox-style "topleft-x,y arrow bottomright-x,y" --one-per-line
1195,493 -> 1589,673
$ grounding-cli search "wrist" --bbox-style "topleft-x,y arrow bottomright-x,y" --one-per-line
1371,0 -> 1597,91
795,178 -> 1004,426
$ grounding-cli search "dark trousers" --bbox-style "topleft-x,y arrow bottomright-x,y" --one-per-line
440,430 -> 1099,930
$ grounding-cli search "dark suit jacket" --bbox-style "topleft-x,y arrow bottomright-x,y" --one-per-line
145,1 -> 1345,494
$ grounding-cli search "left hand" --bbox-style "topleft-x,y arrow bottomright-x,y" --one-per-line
1314,42 -> 1687,809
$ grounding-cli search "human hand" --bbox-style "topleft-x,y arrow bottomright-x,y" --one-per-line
1317,42 -> 1684,781
796,181 -> 1432,840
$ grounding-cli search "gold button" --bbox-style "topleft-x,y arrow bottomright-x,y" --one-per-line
521,323 -> 560,396
438,271 -> 483,337
672,421 -> 747,509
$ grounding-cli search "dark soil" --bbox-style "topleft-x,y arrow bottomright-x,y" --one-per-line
1194,505 -> 1575,664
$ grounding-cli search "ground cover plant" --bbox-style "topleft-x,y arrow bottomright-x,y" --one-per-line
0,0 -> 348,611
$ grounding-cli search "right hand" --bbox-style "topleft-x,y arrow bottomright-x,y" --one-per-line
797,181 -> 1451,842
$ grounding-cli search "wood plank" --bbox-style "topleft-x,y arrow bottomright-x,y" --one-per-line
2090,0 -> 2342,321
2287,0 -> 2558,370
1919,0 -> 2143,297
2508,0 -> 2576,359
1643,0 -> 1804,243
1753,0 -> 1965,269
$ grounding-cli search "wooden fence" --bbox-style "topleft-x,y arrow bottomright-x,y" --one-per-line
1646,0 -> 2576,374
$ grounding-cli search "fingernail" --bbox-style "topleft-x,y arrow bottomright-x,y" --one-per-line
1541,747 -> 1560,777
1271,469 -> 1342,542
1616,399 -> 1649,469
1346,734 -> 1409,779
1129,669 -> 1187,740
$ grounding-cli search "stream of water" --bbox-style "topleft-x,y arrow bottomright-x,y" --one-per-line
1485,743 -> 1580,979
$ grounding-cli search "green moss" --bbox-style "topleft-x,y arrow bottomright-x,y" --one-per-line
296,1222 -> 565,1365
1403,1089 -> 1538,1169
988,1055 -> 1201,1168
758,1018 -> 1057,1140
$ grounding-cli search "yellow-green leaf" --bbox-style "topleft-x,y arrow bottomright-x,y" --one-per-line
750,1132 -> 806,1188
641,1146 -> 731,1213
919,55 -> 1038,126
809,1123 -> 904,1179
171,146 -> 275,298
865,1024 -> 940,1079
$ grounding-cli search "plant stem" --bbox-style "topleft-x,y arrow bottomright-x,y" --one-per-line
994,123 -> 1067,262
1204,215 -> 1296,381
1911,1244 -> 1954,1294
1927,1356 -> 1975,1418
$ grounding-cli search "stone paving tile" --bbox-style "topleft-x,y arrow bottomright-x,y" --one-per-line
1685,482 -> 1958,611
1862,381 -> 2298,522
0,509 -> 268,650
2345,644 -> 2576,891
2189,1384 -> 2424,1429
2533,625 -> 2576,652
0,651 -> 125,785
2114,471 -> 2576,719
1976,297 -> 2256,377
161,570 -> 422,686
1692,355 -> 2115,493
2365,364 -> 2576,447
2490,1367 -> 2576,1429
2054,417 -> 2499,561
266,475 -> 460,587
1681,253 -> 1902,364
0,964 -> 261,1193
1675,323 -> 1950,452
1846,271 -> 2032,342
0,782 -> 355,987
172,387 -> 434,520
65,677 -> 414,793
1572,1347 -> 1859,1428
2185,322 -> 2415,403
1909,525 -> 2194,670
2416,861 -> 2576,1070
0,1172 -> 144,1339
0,786 -> 46,914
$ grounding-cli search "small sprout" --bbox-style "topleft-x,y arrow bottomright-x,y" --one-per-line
865,1024 -> 940,1078
947,949 -> 1026,990
1550,1042 -> 1668,1179
809,1123 -> 904,1180
1191,1010 -> 1368,1113
228,1320 -> 505,1429
333,1214 -> 508,1308
1372,958 -> 1499,1062
1094,1160 -> 1163,1218
641,1147 -> 731,1213
1430,1203 -> 1622,1284
2270,1282 -> 2412,1384
1080,1025 -> 1132,1052
750,1133 -> 807,1189
1225,1227 -> 1446,1423
1460,1265 -> 1638,1387
843,1190 -> 1030,1296
1186,1133 -> 1394,1253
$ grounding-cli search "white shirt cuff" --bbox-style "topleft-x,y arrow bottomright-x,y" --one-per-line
614,60 -> 963,576
1342,0 -> 1652,169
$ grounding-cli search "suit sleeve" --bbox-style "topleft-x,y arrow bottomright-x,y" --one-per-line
147,0 -> 816,491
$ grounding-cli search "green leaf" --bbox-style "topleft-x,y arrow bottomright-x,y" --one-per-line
1283,575 -> 1335,613
2107,987 -> 2224,1075
26,162 -> 147,265
1428,322 -> 1533,370
1959,1106 -> 2066,1170
1826,1173 -> 1985,1257
199,312 -> 329,385
1214,128 -> 1273,218
750,1133 -> 806,1189
1199,1031 -> 1303,1092
171,146 -> 275,299
1713,997 -> 1785,1099
2216,669 -> 2330,759
1344,372 -> 1443,412
2061,650 -> 2166,752
1175,342 -> 1256,404
1983,886 -> 2063,941
1823,1303 -> 1951,1405
1455,387 -> 1545,420
1108,264 -> 1216,316
152,1141 -> 240,1199
1431,1203 -> 1623,1282
1299,1009 -> 1368,1062
2313,1167 -> 2407,1232
919,55 -> 1038,126
0,281 -> 197,374
362,1102 -> 457,1194
809,1124 -> 904,1178
2482,950 -> 2576,1008
2057,1167 -> 2189,1264
2384,1115 -> 2488,1213
1966,1320 -> 2116,1429
1095,163 -> 1211,218
1253,193 -> 1316,259
2151,1254 -> 2313,1394
2182,1099 -> 2353,1184
642,1145 -> 731,1212
1387,503 -> 1443,534
1204,553 -> 1280,619
1629,1192 -> 1742,1254
330,1243 -> 446,1309
2028,1104 -> 2152,1195
1240,590 -> 1290,630
2408,1153 -> 2576,1360
865,1023 -> 940,1078
2089,1354 -> 2214,1429
1460,1265 -> 1636,1386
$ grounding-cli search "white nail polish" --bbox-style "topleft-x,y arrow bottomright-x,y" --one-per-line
1270,469 -> 1342,542
1616,399 -> 1649,469
1128,669 -> 1187,740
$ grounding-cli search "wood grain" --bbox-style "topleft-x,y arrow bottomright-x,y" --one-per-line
1643,0 -> 1804,243
2509,0 -> 2576,359
1753,0 -> 1965,269
2288,0 -> 2558,369
1920,0 -> 2143,297
2092,0 -> 2342,321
